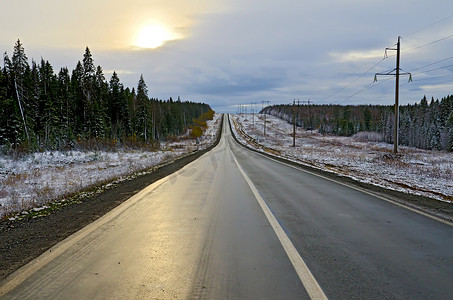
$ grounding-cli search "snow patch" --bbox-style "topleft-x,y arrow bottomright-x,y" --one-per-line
231,113 -> 453,203
0,114 -> 222,219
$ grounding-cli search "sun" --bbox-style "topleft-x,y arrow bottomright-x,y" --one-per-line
135,24 -> 178,49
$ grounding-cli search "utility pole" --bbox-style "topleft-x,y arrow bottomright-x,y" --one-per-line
394,36 -> 401,154
261,100 -> 270,136
292,99 -> 300,147
251,102 -> 257,126
293,99 -> 313,146
293,100 -> 296,147
297,99 -> 313,130
374,36 -> 412,154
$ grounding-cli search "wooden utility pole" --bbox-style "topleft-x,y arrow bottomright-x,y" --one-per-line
374,36 -> 412,154
261,100 -> 270,136
251,102 -> 257,126
394,36 -> 400,154
292,99 -> 300,147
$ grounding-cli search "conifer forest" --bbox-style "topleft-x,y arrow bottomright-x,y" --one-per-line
0,40 -> 212,153
262,95 -> 453,152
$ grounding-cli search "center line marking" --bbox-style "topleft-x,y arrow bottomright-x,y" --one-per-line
232,151 -> 328,300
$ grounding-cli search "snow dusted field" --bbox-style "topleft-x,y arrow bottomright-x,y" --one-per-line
231,113 -> 453,203
0,114 -> 222,219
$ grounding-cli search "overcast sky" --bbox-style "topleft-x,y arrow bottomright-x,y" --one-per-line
2,0 -> 453,112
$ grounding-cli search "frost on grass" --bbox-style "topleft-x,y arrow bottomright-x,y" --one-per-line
0,114 -> 222,219
231,113 -> 453,203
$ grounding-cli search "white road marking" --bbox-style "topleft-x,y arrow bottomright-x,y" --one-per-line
234,139 -> 453,227
231,151 -> 328,300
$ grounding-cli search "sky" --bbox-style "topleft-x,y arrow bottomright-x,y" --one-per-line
2,0 -> 453,112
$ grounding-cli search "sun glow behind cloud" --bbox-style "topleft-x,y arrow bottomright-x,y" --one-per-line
135,23 -> 181,49
3,0 -> 453,111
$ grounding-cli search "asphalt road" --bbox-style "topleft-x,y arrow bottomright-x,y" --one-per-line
1,114 -> 452,299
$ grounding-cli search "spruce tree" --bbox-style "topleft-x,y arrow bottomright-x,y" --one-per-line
108,71 -> 123,137
135,75 -> 150,141
11,39 -> 28,82
82,47 -> 95,102
57,67 -> 71,141
11,39 -> 30,142
82,47 -> 96,136
71,61 -> 85,135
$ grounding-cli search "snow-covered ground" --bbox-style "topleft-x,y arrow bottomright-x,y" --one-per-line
231,113 -> 453,203
0,114 -> 222,219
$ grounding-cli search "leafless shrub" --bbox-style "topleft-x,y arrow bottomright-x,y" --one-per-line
352,131 -> 384,142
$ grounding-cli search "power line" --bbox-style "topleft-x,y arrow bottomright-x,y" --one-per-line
318,17 -> 453,107
369,87 -> 393,102
374,36 -> 412,153
321,30 -> 453,105
410,73 -> 453,82
369,72 -> 453,103
408,55 -> 453,72
332,38 -> 453,105
333,82 -> 374,104
332,76 -> 393,105
383,33 -> 453,61
414,63 -> 453,75
403,33 -> 453,54
323,58 -> 386,103
404,14 -> 453,38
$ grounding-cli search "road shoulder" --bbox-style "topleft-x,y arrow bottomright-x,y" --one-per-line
0,117 -> 223,282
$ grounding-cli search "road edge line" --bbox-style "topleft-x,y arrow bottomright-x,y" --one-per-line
255,153 -> 453,227
228,114 -> 452,227
232,154 -> 328,300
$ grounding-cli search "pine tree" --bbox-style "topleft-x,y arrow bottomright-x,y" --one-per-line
11,39 -> 28,82
135,75 -> 150,141
447,112 -> 453,151
11,39 -> 30,142
108,71 -> 126,138
82,47 -> 96,136
82,47 -> 95,102
71,61 -> 85,136
0,68 -> 8,144
92,65 -> 107,139
1,41 -> 215,151
57,67 -> 72,141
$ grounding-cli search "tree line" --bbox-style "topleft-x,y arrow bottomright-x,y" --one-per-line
262,95 -> 453,151
0,39 -> 212,152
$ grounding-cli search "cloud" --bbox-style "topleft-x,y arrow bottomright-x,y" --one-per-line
420,83 -> 453,91
3,0 -> 453,112
329,49 -> 384,62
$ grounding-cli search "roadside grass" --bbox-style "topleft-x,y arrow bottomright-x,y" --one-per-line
0,114 -> 223,220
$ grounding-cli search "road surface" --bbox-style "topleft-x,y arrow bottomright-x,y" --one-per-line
1,114 -> 452,299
